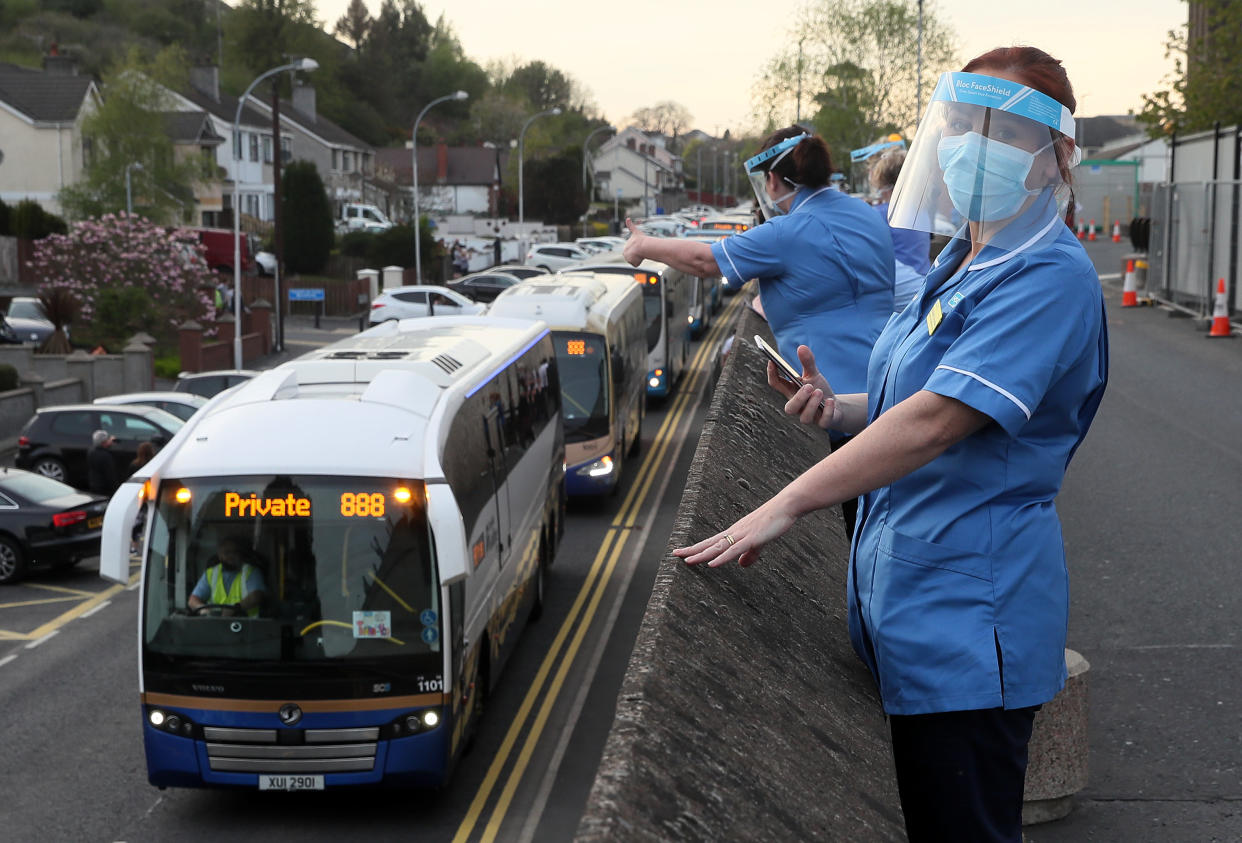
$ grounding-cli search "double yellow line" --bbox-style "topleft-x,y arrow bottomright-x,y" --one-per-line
453,294 -> 744,843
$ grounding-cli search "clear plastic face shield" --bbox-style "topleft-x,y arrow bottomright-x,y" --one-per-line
888,72 -> 1080,249
744,134 -> 808,220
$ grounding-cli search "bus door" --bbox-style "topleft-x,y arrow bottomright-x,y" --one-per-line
481,406 -> 512,570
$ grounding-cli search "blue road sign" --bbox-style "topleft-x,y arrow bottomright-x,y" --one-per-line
288,288 -> 325,302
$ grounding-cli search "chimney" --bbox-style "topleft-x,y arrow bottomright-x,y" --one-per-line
436,141 -> 448,184
292,79 -> 316,122
42,43 -> 78,76
189,65 -> 220,102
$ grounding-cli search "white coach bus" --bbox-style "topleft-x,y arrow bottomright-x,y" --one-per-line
99,316 -> 564,791
490,272 -> 645,497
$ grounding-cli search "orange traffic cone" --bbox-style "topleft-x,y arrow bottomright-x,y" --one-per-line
1111,220 -> 1122,242
1087,219 -> 1096,241
1121,260 -> 1138,307
1075,218 -> 1085,240
1208,278 -> 1232,337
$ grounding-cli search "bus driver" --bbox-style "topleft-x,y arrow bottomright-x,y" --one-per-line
188,536 -> 267,617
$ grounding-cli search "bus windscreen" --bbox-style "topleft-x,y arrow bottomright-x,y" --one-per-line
554,331 -> 611,442
142,475 -> 440,665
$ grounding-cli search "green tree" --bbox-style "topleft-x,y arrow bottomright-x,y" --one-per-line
1138,1 -> 1242,137
230,0 -> 318,79
753,0 -> 956,145
524,148 -> 587,225
333,0 -> 372,51
58,45 -> 204,222
630,101 -> 694,148
280,160 -> 333,274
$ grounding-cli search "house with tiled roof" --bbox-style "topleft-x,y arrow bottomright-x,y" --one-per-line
0,55 -> 101,216
375,142 -> 511,219
157,66 -> 376,228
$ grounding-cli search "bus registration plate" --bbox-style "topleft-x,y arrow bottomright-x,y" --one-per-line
259,774 -> 324,791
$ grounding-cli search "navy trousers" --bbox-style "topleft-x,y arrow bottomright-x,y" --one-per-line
888,706 -> 1039,842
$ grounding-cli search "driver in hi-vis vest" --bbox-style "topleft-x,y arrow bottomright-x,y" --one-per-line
188,536 -> 267,617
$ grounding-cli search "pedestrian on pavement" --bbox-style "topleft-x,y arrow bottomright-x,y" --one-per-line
622,126 -> 895,535
675,47 -> 1108,842
86,429 -> 119,496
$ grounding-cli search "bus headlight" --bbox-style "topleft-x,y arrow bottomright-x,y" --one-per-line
576,456 -> 614,478
390,708 -> 443,737
648,377 -> 660,388
149,710 -> 165,727
146,707 -> 197,737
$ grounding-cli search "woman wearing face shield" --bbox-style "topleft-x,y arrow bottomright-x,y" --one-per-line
867,146 -> 931,313
623,128 -> 895,533
675,47 -> 1108,841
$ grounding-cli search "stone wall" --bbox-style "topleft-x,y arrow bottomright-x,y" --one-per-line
577,306 -> 905,841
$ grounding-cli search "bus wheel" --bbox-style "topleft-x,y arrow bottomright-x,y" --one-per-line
464,651 -> 490,754
529,541 -> 547,621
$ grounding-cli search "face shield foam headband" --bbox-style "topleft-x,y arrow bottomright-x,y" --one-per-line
888,72 -> 1080,238
745,134 -> 808,218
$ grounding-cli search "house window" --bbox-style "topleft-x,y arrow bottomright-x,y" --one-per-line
248,133 -> 259,162
82,136 -> 95,168
281,137 -> 292,164
263,136 -> 273,163
332,149 -> 339,171
342,151 -> 353,172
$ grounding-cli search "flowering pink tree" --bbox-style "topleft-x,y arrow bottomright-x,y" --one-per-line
29,213 -> 216,346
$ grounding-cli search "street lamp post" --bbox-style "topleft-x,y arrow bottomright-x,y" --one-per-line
232,57 -> 318,369
580,124 -> 616,195
518,107 -> 562,259
124,162 -> 143,215
412,90 -> 469,284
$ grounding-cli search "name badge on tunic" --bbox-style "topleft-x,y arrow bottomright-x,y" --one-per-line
926,299 -> 944,336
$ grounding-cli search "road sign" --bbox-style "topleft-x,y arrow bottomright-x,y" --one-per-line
288,288 -> 325,302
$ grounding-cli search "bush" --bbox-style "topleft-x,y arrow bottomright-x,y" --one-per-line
153,352 -> 181,380
340,230 -> 372,258
0,363 -> 18,392
0,199 -> 10,237
12,200 -> 67,240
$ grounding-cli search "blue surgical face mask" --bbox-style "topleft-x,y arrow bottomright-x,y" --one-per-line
936,132 -> 1045,222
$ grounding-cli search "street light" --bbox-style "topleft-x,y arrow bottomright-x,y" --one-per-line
518,107 -> 562,258
412,90 -> 469,284
483,139 -> 516,217
581,125 -> 616,195
232,57 -> 318,369
124,162 -> 143,215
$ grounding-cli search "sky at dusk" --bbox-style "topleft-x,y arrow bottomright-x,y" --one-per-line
313,0 -> 1185,134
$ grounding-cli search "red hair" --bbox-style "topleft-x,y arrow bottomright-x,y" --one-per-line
962,46 -> 1076,114
964,47 -> 1079,221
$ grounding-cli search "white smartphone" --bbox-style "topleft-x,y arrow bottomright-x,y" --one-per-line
754,335 -> 802,384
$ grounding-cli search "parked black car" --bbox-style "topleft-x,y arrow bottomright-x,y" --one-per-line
172,369 -> 258,398
15,404 -> 184,490
0,468 -> 107,584
446,270 -> 526,303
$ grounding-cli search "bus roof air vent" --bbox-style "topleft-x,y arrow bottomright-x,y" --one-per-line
430,354 -> 463,374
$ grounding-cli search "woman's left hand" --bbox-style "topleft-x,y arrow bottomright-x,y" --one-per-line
673,495 -> 798,568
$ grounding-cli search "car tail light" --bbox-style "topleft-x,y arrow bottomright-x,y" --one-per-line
17,436 -> 29,447
371,302 -> 385,309
53,510 -> 88,528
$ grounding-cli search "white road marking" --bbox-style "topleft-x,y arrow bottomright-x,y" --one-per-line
81,600 -> 112,618
25,630 -> 59,649
0,654 -> 17,668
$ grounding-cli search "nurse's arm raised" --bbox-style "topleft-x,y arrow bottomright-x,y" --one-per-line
622,218 -> 721,278
674,388 -> 990,568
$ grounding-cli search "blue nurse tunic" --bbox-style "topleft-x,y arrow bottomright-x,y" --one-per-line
849,208 -> 1108,716
710,187 -> 894,396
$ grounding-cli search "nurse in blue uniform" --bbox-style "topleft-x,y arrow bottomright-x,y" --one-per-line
623,128 -> 894,534
675,48 -> 1108,842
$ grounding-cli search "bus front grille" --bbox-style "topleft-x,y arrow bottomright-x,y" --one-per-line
204,726 -> 379,774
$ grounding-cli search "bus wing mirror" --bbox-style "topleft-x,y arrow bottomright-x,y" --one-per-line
427,482 -> 470,585
100,480 -> 143,584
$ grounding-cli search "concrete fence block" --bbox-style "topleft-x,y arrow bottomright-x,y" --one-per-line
122,343 -> 154,393
1023,648 -> 1090,825
577,305 -> 905,841
65,350 -> 96,401
18,370 -> 44,408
